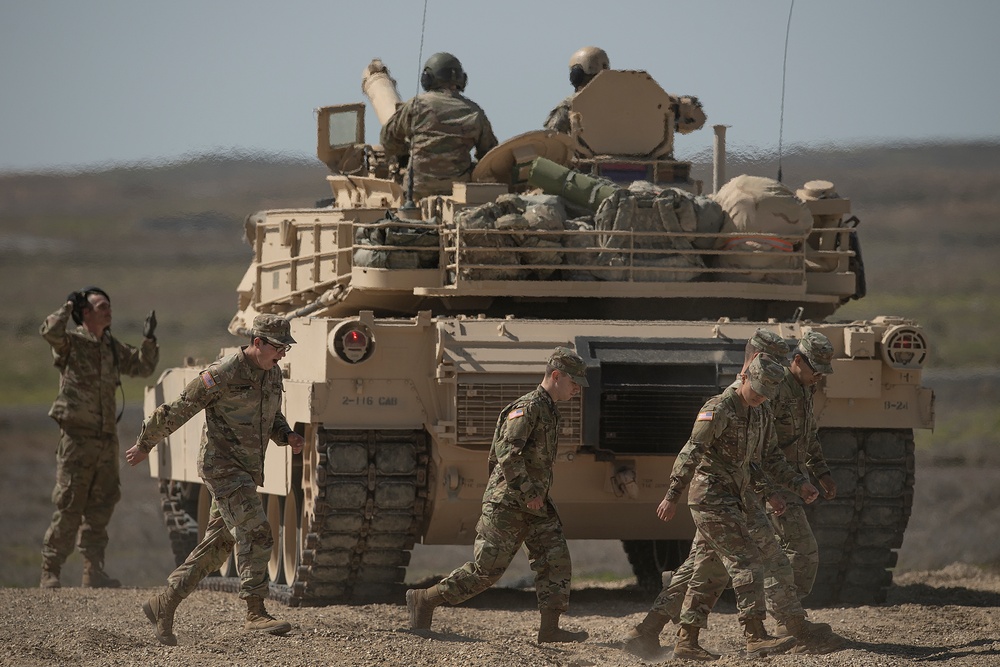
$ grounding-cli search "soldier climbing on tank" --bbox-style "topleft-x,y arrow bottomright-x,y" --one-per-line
380,52 -> 498,200
405,347 -> 590,643
544,46 -> 610,134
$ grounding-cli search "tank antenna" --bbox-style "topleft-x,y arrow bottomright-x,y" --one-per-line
777,0 -> 795,183
400,0 -> 430,211
415,0 -> 429,98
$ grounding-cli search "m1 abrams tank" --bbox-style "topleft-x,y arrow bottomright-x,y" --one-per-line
144,59 -> 933,607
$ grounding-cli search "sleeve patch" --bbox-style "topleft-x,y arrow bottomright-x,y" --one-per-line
200,371 -> 217,389
697,410 -> 714,421
507,408 -> 525,420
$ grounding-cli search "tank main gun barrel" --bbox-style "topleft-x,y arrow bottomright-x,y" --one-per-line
361,59 -> 403,127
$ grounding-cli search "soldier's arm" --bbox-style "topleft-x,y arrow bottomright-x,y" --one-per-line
494,402 -> 544,501
474,114 -> 499,160
134,370 -> 219,454
39,302 -> 74,364
269,409 -> 294,446
663,411 -> 724,502
803,418 -> 832,480
116,336 -> 160,378
762,417 -> 808,493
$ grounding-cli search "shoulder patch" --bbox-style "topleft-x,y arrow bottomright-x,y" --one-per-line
697,410 -> 714,421
507,408 -> 525,420
200,371 -> 217,389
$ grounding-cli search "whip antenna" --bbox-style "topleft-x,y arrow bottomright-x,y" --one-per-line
415,0 -> 429,97
777,0 -> 795,183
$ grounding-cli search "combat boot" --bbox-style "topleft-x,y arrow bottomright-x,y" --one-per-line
82,560 -> 121,588
782,616 -> 846,654
537,609 -> 589,643
622,610 -> 670,659
39,565 -> 61,589
244,595 -> 291,635
673,624 -> 720,661
142,586 -> 182,646
405,586 -> 445,630
742,618 -> 796,658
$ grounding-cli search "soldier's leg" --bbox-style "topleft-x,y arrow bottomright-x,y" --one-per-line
523,505 -> 571,612
212,482 -> 272,599
167,496 -> 237,597
78,434 -> 122,566
768,497 -> 819,599
651,531 -> 728,622
437,502 -> 529,605
42,431 -> 98,572
745,500 -> 804,621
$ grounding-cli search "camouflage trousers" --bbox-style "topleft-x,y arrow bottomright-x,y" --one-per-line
652,502 -> 803,622
42,429 -> 122,569
167,476 -> 272,600
767,491 -> 819,599
437,500 -> 572,611
676,501 -> 805,628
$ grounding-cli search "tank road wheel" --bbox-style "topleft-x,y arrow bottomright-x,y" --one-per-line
286,429 -> 429,605
266,494 -> 283,584
158,480 -> 200,567
622,539 -> 693,594
280,488 -> 301,586
804,428 -> 915,606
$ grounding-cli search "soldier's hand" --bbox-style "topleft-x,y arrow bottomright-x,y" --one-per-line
767,493 -> 787,517
125,444 -> 148,467
143,310 -> 157,341
818,473 -> 837,500
656,497 -> 677,522
799,481 -> 819,504
287,432 -> 305,455
526,496 -> 544,511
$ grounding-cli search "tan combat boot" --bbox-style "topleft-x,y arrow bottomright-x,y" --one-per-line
82,560 -> 121,588
405,586 -> 445,630
673,624 -> 721,661
40,565 -> 61,589
244,596 -> 291,635
622,610 -> 670,659
782,616 -> 846,654
142,586 -> 182,646
537,609 -> 589,643
742,618 -> 796,658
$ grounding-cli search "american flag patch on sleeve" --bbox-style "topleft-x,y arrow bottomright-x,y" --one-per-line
200,371 -> 217,389
507,408 -> 525,420
696,410 -> 714,421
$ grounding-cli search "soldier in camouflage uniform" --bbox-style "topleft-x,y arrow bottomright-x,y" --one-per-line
623,337 -> 845,660
768,332 -> 837,600
39,287 -> 159,589
381,52 -> 497,200
406,347 -> 590,643
125,314 -> 304,646
544,46 -> 610,134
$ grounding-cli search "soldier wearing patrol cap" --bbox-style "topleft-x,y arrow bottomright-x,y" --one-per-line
406,346 -> 590,643
125,313 -> 304,646
767,331 -> 837,606
624,354 -> 845,660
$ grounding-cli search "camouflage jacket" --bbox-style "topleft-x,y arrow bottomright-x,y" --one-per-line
543,94 -> 575,134
41,302 -> 159,435
482,386 -> 560,517
772,368 -> 830,480
136,348 -> 293,495
380,89 -> 498,199
665,386 -> 806,508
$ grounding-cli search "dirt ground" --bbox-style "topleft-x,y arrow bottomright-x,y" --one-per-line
3,372 -> 1000,666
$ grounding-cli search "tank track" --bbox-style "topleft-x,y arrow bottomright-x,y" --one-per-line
804,428 -> 915,606
279,428 -> 429,606
158,480 -> 200,568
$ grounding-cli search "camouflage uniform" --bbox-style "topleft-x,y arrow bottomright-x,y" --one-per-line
40,301 -> 159,575
662,369 -> 808,629
435,385 -> 573,610
768,333 -> 835,598
136,344 -> 294,599
380,89 -> 498,200
544,94 -> 575,134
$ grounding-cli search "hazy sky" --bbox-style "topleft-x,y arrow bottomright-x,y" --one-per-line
2,0 -> 998,173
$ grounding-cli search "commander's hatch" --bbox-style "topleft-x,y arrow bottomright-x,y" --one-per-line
316,103 -> 366,173
569,70 -> 675,159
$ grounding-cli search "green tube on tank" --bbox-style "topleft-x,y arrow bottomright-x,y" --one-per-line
527,157 -> 619,212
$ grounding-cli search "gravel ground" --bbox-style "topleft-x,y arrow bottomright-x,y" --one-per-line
3,563 -> 1000,666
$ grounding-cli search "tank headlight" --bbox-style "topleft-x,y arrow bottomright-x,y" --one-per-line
329,321 -> 375,364
880,325 -> 928,369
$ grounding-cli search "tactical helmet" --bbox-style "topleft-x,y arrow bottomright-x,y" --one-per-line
420,52 -> 467,92
568,46 -> 610,89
